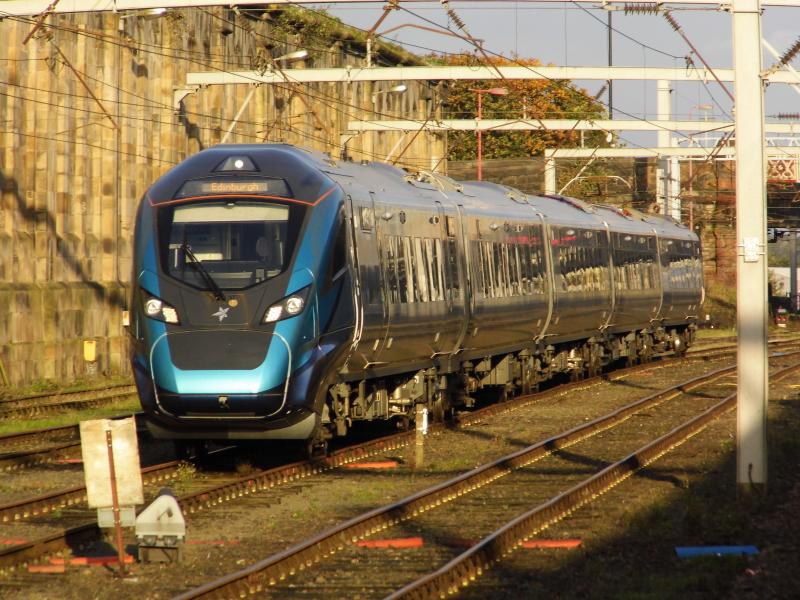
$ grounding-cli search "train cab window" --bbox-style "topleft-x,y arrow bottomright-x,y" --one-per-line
329,213 -> 347,280
161,201 -> 300,290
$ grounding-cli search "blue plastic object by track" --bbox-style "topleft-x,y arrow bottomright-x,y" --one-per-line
675,546 -> 759,558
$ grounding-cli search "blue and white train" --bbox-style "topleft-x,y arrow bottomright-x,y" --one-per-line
128,144 -> 703,451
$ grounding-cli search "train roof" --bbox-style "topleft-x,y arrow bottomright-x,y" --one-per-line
147,144 -> 696,241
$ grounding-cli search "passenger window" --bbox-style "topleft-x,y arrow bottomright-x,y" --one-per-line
414,237 -> 430,302
402,237 -> 417,302
427,238 -> 443,301
385,236 -> 399,304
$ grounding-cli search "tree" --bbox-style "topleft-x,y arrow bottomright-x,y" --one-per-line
439,54 -> 609,160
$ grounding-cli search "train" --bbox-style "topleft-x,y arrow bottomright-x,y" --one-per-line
128,144 -> 703,453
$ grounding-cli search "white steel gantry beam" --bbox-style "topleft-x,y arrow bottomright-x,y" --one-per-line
545,147 -> 796,158
183,66 -> 800,87
3,0 -> 800,15
345,119 -> 800,134
732,0 -> 768,495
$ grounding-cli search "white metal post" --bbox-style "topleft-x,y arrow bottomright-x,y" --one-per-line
669,155 -> 682,221
732,0 -> 768,493
656,80 -> 672,214
544,158 -> 556,195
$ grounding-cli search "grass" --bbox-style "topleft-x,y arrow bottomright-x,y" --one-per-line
0,374 -> 132,400
695,327 -> 736,340
0,397 -> 141,436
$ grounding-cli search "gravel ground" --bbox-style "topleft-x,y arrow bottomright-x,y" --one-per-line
1,356 -> 798,599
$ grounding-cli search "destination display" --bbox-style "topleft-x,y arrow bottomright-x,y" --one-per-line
176,177 -> 291,199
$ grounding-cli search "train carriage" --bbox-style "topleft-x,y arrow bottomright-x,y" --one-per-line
128,144 -> 703,450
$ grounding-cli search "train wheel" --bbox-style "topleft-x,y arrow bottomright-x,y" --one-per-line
673,332 -> 688,357
586,354 -> 601,378
431,392 -> 454,423
304,437 -> 328,460
639,334 -> 654,364
583,345 -> 602,378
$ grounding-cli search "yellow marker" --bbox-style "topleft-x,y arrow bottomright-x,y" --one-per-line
83,340 -> 97,362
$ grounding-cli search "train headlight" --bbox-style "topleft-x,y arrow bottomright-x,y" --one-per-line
143,294 -> 180,324
285,295 -> 305,315
263,286 -> 310,323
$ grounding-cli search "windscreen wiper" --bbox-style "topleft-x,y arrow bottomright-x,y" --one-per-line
181,243 -> 227,302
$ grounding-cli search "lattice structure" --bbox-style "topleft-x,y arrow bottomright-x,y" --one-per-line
767,157 -> 800,183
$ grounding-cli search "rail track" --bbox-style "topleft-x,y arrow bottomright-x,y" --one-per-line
2,344 -> 796,585
173,356 -> 800,600
0,384 -> 136,419
1,336 -> 786,475
0,344 -> 743,519
0,414 -> 146,473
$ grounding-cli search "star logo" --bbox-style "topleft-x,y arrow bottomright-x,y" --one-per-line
211,306 -> 230,322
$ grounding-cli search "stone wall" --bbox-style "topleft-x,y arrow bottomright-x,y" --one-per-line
0,8 -> 444,386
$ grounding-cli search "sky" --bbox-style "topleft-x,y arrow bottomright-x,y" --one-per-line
316,1 -> 800,147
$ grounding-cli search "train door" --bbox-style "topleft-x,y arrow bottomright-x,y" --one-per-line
652,229 -> 665,319
534,212 -> 555,340
451,203 -> 472,352
347,193 -> 390,368
434,201 -> 453,314
600,221 -> 616,330
434,201 -> 464,356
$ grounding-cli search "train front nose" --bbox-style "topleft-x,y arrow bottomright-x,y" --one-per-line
150,328 -> 293,419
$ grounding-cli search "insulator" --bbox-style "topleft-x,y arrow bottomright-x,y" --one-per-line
663,11 -> 682,33
777,113 -> 800,120
779,36 -> 800,68
623,3 -> 661,15
441,0 -> 466,30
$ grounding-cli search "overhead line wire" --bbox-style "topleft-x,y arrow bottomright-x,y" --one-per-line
3,11 -> 449,148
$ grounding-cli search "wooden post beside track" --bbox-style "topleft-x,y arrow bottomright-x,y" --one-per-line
105,429 -> 128,577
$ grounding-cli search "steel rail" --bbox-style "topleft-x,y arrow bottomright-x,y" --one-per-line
175,354 -> 797,600
1,346 -> 794,576
0,337 -> 793,452
0,461 -> 184,524
0,441 -> 80,472
0,412 -> 144,452
389,359 -> 800,599
0,383 -> 134,407
0,348 -> 719,575
0,386 -> 137,419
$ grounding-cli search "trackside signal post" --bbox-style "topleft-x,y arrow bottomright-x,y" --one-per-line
732,0 -> 768,493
